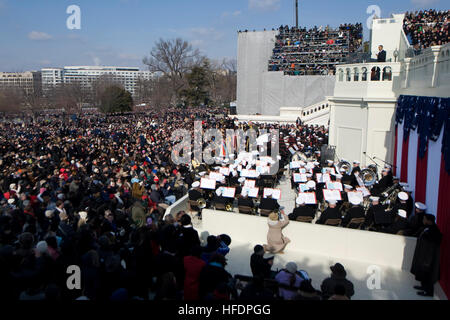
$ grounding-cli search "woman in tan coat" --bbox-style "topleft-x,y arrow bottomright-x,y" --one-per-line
263,211 -> 291,254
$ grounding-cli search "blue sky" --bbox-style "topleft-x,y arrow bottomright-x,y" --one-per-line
0,0 -> 447,71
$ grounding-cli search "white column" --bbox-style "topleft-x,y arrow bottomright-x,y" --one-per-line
426,127 -> 443,217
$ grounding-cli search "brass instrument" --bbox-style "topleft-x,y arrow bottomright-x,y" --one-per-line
383,189 -> 400,211
197,198 -> 207,209
361,168 -> 377,187
337,160 -> 352,175
225,203 -> 234,212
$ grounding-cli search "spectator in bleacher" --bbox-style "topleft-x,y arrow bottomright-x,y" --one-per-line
250,245 -> 274,279
274,262 -> 304,300
320,263 -> 354,300
176,214 -> 200,257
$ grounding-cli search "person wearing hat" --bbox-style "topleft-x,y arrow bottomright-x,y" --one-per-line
391,191 -> 412,218
363,196 -> 392,231
274,262 -> 304,300
409,202 -> 428,237
188,181 -> 203,203
289,197 -> 315,221
372,167 -> 394,196
341,196 -> 365,228
316,200 -> 341,225
263,211 -> 290,254
213,187 -> 232,210
250,245 -> 274,279
382,209 -> 410,235
259,194 -> 280,212
410,214 -> 442,297
320,263 -> 354,300
237,189 -> 255,211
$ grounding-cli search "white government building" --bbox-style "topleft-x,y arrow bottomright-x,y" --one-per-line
41,66 -> 155,97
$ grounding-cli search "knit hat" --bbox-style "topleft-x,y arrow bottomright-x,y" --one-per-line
285,262 -> 298,274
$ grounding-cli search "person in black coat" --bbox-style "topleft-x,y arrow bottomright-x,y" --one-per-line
320,263 -> 354,300
410,214 -> 442,297
176,215 -> 200,257
408,202 -> 427,237
259,195 -> 280,211
250,245 -> 273,279
238,194 -> 254,208
288,199 -> 315,220
382,209 -> 411,235
342,199 -> 365,227
198,253 -> 232,300
377,45 -> 386,62
363,197 -> 392,230
316,200 -> 341,225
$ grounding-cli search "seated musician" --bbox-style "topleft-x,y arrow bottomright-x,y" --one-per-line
213,187 -> 233,208
350,161 -> 361,188
312,161 -> 322,175
340,168 -> 352,186
382,209 -> 410,235
342,198 -> 365,228
238,191 -> 255,208
392,191 -> 412,218
188,181 -> 203,201
316,200 -> 341,225
259,194 -> 280,212
289,197 -> 315,221
363,196 -> 392,230
372,167 -> 394,196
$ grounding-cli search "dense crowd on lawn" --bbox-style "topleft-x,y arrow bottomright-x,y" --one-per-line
0,108 -> 352,301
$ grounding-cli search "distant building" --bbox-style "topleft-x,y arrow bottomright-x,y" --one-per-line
41,66 -> 155,97
0,71 -> 41,95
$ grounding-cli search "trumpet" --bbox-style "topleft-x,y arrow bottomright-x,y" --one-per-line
197,198 -> 207,209
225,203 -> 234,212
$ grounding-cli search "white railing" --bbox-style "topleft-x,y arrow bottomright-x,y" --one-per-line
163,194 -> 189,220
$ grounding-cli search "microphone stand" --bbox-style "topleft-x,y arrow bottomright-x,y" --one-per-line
373,156 -> 397,170
363,152 -> 380,180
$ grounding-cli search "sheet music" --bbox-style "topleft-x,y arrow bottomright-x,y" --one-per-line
290,161 -> 301,169
298,192 -> 317,204
326,181 -> 343,191
200,178 -> 216,190
242,186 -> 259,198
219,167 -> 230,176
356,187 -> 371,197
347,191 -> 364,203
222,187 -> 236,198
209,172 -> 225,182
323,189 -> 342,201
322,167 -> 336,175
244,180 -> 256,188
298,183 -> 309,193
263,188 -> 281,200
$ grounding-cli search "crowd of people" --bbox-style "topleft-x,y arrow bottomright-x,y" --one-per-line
0,104 -> 442,300
403,9 -> 449,52
268,24 -> 363,76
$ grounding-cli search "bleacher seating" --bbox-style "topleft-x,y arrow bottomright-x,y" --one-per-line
268,24 -> 363,76
403,9 -> 449,52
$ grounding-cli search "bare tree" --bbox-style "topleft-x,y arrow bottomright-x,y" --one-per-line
143,38 -> 206,103
0,88 -> 24,113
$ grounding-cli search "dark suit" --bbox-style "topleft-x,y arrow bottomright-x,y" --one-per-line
259,198 -> 279,211
288,206 -> 315,221
316,207 -> 341,225
342,206 -> 365,227
188,189 -> 202,201
377,50 -> 386,62
238,197 -> 254,208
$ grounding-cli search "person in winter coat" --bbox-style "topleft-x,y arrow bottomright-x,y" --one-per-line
183,245 -> 206,300
320,263 -> 354,300
410,213 -> 442,297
